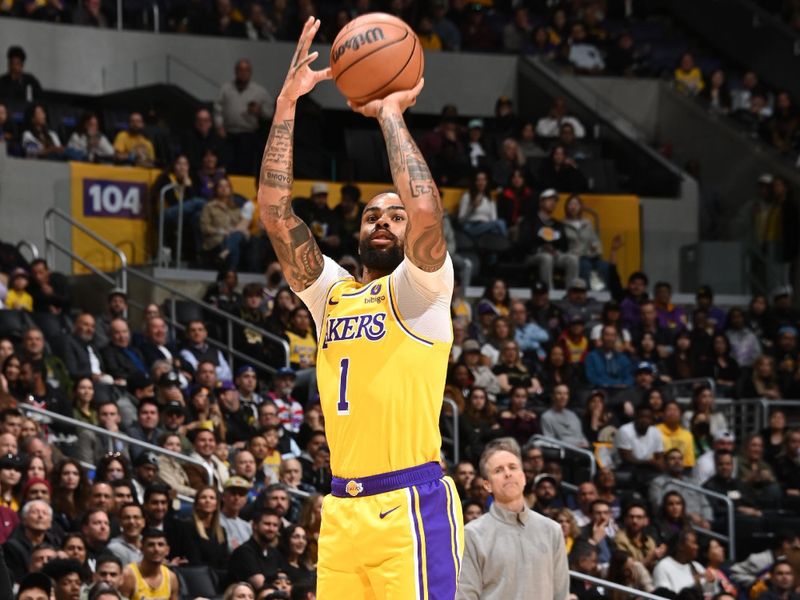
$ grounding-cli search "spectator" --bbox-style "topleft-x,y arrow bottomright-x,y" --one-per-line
178,486 -> 229,576
569,540 -> 602,599
66,113 -> 114,163
3,499 -> 57,582
567,22 -> 605,74
619,271 -> 650,330
283,307 -> 316,372
417,15 -> 443,50
457,438 -> 568,599
278,524 -> 315,585
40,558 -> 83,600
186,428 -> 229,492
499,168 -> 535,233
767,91 -> 799,155
112,112 -> 155,167
457,170 -> 507,239
460,4 -> 496,52
577,499 -> 616,570
606,32 -> 641,77
72,0 -> 108,26
195,147 -> 227,200
477,278 -> 511,317
0,46 -> 42,102
213,59 -> 273,175
536,144 -> 587,193
530,26 -> 557,59
228,508 -> 285,589
199,177 -> 249,270
654,281 -> 688,334
137,316 -> 178,371
106,502 -> 144,567
703,449 -> 763,525
652,530 -> 709,594
673,52 -> 705,97
614,501 -> 666,570
182,108 -> 227,172
293,183 -> 342,258
217,381 -> 255,443
582,390 -> 617,445
657,402 -> 696,468
179,320 -> 233,381
491,138 -> 524,192
219,476 -> 251,552
80,508 -> 111,561
100,318 -> 147,385
497,385 -> 540,445
730,532 -> 800,590
614,404 -> 664,481
520,189 -> 579,289
698,69 -> 732,115
527,281 -> 565,339
119,529 -> 179,600
571,482 -> 598,526
333,184 -> 365,257
557,314 -> 590,366
540,384 -> 589,448
126,400 -> 163,462
536,97 -> 586,139
502,7 -> 532,53
760,559 -> 800,600
5,268 -> 32,312
244,3 -> 275,41
585,325 -> 634,388
731,70 -> 771,114
509,299 -> 548,360
737,433 -> 783,508
0,102 -> 19,155
21,104 -> 64,161
649,448 -> 713,530
561,278 -> 603,326
564,195 -> 613,289
517,121 -> 548,161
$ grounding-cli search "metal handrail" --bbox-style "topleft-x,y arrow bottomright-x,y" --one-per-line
126,267 -> 290,372
44,207 -> 128,293
531,434 -> 597,481
442,398 -> 459,465
569,571 -> 670,600
16,240 -> 39,261
667,477 -> 736,561
753,398 -> 800,430
18,402 -> 214,486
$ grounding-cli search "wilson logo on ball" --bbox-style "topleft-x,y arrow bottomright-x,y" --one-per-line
332,27 -> 385,63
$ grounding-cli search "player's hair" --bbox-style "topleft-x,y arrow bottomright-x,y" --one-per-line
478,437 -> 522,478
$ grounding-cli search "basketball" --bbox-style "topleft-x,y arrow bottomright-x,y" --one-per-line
330,13 -> 424,105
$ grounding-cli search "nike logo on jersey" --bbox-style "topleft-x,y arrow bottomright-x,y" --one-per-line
328,297 -> 339,305
379,506 -> 400,519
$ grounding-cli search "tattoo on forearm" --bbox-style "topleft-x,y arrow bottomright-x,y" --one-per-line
378,108 -> 446,270
262,170 -> 294,189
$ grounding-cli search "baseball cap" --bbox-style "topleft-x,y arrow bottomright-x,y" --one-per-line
539,188 -> 558,200
467,118 -> 484,129
758,173 -> 774,185
310,182 -> 329,196
9,267 -> 28,281
275,366 -> 296,378
18,572 -> 52,597
534,473 -> 557,487
462,339 -> 481,353
107,287 -> 127,299
236,365 -> 257,377
635,361 -> 655,375
713,430 -> 735,443
772,284 -> 793,299
477,303 -> 496,316
223,476 -> 252,491
162,400 -> 185,415
568,278 -> 588,291
216,380 -> 236,393
158,371 -> 180,387
133,451 -> 159,468
127,372 -> 152,392
532,281 -> 549,294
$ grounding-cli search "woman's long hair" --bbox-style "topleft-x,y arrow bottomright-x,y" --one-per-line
50,458 -> 91,520
192,485 -> 225,544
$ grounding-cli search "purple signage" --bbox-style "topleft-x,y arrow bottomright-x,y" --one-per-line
83,179 -> 147,219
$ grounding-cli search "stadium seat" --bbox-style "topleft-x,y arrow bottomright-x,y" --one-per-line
163,300 -> 204,326
31,311 -> 68,346
0,310 -> 28,341
175,565 -> 221,600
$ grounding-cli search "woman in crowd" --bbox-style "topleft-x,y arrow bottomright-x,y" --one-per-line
564,195 -> 612,289
462,387 -> 503,456
278,524 -> 316,585
187,385 -> 227,442
477,278 -> 512,317
709,334 -> 740,397
157,432 -> 197,502
689,412 -> 714,459
741,354 -> 782,399
590,301 -> 634,353
702,538 -> 738,596
180,485 -> 229,576
536,144 -> 587,193
666,331 -> 703,380
94,453 -> 130,483
635,333 -> 669,381
0,339 -> 13,365
298,493 -> 323,565
498,386 -> 540,446
0,454 -> 22,511
698,69 -> 732,115
50,458 -> 91,531
540,345 -> 578,394
606,548 -> 655,598
653,491 -> 691,545
457,170 -> 508,239
155,154 -> 204,258
2,355 -> 24,401
681,386 -> 729,437
492,340 -> 541,396
582,390 -> 618,445
72,377 -> 96,426
594,468 -> 622,520
460,342 -> 502,399
725,307 -> 762,368
66,112 -> 114,162
266,287 -> 298,337
483,316 -> 516,364
498,168 -> 535,236
195,148 -> 226,200
652,530 -> 709,594
223,583 -> 255,600
199,177 -> 249,270
554,507 -> 580,554
25,455 -> 47,482
645,388 -> 666,423
761,409 -> 788,466
22,103 -> 64,160
746,294 -> 771,350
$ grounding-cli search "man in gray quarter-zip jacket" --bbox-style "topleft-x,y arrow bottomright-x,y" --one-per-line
457,437 -> 569,600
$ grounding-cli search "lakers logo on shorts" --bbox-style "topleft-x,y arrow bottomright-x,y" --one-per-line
345,480 -> 364,497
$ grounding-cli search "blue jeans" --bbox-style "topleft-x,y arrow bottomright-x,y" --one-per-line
579,255 -> 611,288
462,220 -> 508,238
222,231 -> 246,270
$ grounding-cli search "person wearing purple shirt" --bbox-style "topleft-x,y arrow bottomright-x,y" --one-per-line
654,281 -> 688,334
694,286 -> 727,332
619,271 -> 649,330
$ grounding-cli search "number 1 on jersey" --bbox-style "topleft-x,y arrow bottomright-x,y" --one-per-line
337,358 -> 350,415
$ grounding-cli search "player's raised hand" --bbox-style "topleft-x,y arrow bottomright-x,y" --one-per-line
348,78 -> 425,119
279,17 -> 332,102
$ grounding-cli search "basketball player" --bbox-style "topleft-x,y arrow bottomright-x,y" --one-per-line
119,528 -> 179,600
258,17 -> 463,600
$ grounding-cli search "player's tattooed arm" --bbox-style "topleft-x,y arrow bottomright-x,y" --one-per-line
258,16 -> 331,291
376,96 -> 447,272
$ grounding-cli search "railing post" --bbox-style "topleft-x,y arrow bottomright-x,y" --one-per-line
227,319 -> 234,373
442,398 -> 459,465
152,1 -> 159,33
532,434 -> 596,482
116,0 -> 122,30
176,194 -> 185,268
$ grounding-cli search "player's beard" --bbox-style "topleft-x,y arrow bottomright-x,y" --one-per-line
359,236 -> 404,273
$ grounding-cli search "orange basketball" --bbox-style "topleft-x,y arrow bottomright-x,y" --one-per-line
330,13 -> 424,105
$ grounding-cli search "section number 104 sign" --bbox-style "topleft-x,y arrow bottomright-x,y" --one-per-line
83,179 -> 147,219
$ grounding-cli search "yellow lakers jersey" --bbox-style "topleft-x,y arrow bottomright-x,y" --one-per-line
286,329 -> 317,368
316,273 -> 452,478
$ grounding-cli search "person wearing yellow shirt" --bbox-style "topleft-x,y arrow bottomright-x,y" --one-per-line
674,52 -> 705,97
417,16 -> 443,51
284,306 -> 317,371
113,111 -> 155,167
656,401 -> 696,467
5,268 -> 33,312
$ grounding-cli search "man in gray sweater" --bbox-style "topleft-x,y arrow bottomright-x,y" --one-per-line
540,383 -> 590,448
457,437 -> 569,599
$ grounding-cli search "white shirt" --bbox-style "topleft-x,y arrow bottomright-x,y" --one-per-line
458,192 -> 498,224
652,556 -> 706,593
87,345 -> 102,375
615,422 -> 664,461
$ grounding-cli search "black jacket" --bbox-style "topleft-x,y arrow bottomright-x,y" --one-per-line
518,213 -> 570,254
101,344 -> 147,381
61,335 -> 102,380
